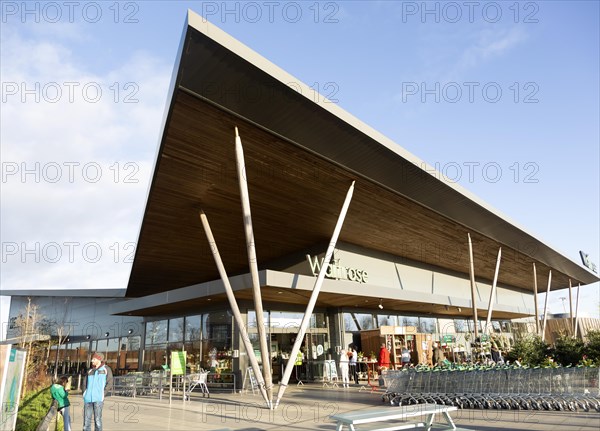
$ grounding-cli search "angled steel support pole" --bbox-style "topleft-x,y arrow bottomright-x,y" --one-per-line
541,270 -> 552,342
467,233 -> 479,340
485,247 -> 502,334
234,127 -> 273,408
199,211 -> 270,408
568,279 -> 574,336
533,263 -> 540,336
274,181 -> 355,408
574,283 -> 581,338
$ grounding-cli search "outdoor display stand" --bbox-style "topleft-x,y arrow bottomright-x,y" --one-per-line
322,360 -> 338,388
243,367 -> 258,395
169,351 -> 186,404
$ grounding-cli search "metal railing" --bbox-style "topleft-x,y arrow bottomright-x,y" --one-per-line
111,371 -> 237,399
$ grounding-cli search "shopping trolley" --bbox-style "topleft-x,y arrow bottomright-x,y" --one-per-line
185,371 -> 210,399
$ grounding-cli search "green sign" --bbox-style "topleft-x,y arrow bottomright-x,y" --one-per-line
442,335 -> 454,343
480,335 -> 489,342
170,351 -> 186,375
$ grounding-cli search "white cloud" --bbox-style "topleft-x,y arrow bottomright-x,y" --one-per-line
1,24 -> 171,292
457,26 -> 527,70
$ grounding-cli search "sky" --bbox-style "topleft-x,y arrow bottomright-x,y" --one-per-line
1,1 -> 598,338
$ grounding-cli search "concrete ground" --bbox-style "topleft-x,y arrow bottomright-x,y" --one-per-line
64,384 -> 600,431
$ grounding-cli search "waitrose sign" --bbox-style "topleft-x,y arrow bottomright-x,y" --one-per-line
306,255 -> 368,283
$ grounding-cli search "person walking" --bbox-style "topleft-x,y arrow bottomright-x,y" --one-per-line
432,342 -> 444,367
339,349 -> 350,388
50,376 -> 71,431
401,345 -> 412,368
378,343 -> 390,370
348,346 -> 359,384
82,352 -> 113,431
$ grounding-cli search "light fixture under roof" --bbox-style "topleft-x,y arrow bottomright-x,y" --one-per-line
378,299 -> 384,310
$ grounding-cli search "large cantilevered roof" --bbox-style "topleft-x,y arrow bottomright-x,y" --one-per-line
126,10 -> 598,301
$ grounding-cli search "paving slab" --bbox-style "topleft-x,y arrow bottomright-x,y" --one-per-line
63,384 -> 600,430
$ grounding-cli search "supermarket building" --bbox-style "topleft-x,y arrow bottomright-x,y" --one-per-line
5,11 -> 599,383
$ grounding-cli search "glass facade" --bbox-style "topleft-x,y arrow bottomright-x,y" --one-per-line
140,313 -> 234,373
144,319 -> 168,371
247,310 -> 330,381
29,294 -> 517,378
341,311 -> 515,366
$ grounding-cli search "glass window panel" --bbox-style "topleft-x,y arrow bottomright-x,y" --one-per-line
306,333 -> 329,362
352,313 -> 374,330
247,310 -> 269,330
419,317 -> 437,334
401,316 -> 419,328
310,313 -> 327,329
185,315 -> 201,341
143,343 -> 167,371
454,319 -> 467,333
145,319 -> 167,345
467,320 -> 483,333
377,314 -> 396,327
101,337 -> 119,372
268,311 -> 326,331
63,343 -> 78,374
168,317 -> 184,342
119,336 -> 140,372
248,333 -> 262,364
203,312 -> 233,371
184,340 -> 203,372
343,313 -> 359,332
77,342 -> 89,373
492,321 -> 501,333
270,311 -> 302,331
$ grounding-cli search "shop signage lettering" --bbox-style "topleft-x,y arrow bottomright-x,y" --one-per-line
579,251 -> 598,273
306,255 -> 368,283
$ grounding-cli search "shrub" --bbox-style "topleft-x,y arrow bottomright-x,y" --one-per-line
15,387 -> 63,431
552,335 -> 584,366
505,335 -> 549,366
584,330 -> 600,364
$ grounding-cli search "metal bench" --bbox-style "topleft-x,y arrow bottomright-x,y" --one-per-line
329,403 -> 458,431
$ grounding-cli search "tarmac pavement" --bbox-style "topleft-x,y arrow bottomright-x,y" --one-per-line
64,383 -> 600,431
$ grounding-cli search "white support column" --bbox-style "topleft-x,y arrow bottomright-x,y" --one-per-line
533,263 -> 540,336
467,233 -> 479,340
234,127 -> 273,408
199,211 -> 271,408
574,283 -> 581,338
485,248 -> 502,334
568,279 -> 574,336
541,270 -> 552,342
274,181 -> 355,408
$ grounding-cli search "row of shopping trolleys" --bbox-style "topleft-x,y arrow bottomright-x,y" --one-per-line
381,366 -> 600,412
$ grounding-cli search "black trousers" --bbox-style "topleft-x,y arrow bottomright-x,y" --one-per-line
349,363 -> 358,384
